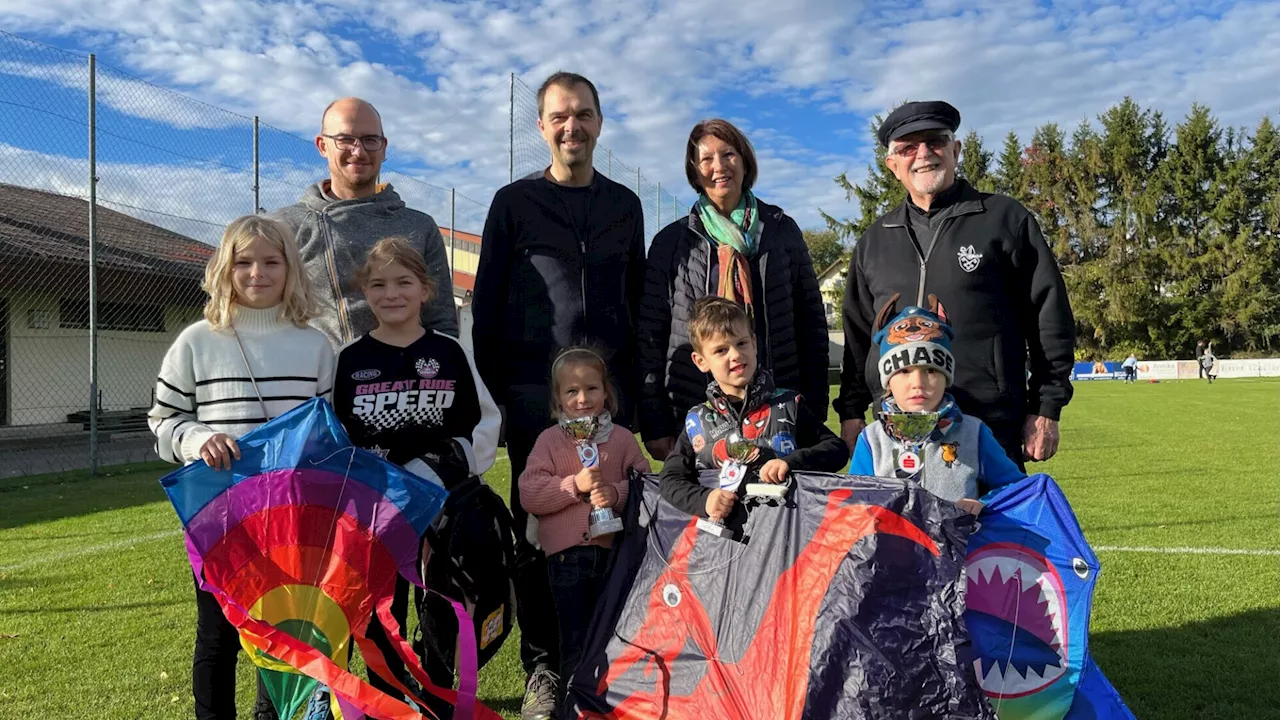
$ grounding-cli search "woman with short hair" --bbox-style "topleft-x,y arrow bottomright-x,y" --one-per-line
637,118 -> 829,459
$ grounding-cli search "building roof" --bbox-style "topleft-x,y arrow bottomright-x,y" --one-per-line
817,257 -> 848,282
0,183 -> 213,278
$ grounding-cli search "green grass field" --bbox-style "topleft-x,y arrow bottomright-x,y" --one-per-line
1,379 -> 1277,719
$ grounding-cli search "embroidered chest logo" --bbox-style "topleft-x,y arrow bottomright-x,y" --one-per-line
415,357 -> 440,379
957,245 -> 983,273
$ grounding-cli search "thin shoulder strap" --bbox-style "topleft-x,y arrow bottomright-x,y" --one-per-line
231,327 -> 270,420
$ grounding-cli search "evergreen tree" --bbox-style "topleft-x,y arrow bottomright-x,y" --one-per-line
958,130 -> 995,193
994,131 -> 1025,199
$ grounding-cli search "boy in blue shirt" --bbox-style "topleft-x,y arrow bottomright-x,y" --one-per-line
849,295 -> 1024,514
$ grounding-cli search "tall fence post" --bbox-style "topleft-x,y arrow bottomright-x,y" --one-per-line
508,73 -> 515,184
87,53 -> 99,476
449,188 -> 456,273
252,115 -> 260,213
657,182 -> 662,228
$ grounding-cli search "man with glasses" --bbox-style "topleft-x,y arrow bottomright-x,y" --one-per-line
273,96 -> 458,346
834,101 -> 1075,470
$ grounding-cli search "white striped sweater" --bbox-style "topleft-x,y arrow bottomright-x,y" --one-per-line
148,305 -> 336,464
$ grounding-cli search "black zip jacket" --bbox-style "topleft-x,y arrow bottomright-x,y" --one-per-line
660,371 -> 848,526
472,170 -> 645,421
835,179 -> 1075,432
637,199 -> 828,441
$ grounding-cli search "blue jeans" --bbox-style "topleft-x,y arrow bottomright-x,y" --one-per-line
546,545 -> 611,689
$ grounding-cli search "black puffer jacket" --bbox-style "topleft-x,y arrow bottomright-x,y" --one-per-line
637,199 -> 829,441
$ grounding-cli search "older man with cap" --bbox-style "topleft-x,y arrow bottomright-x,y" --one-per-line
834,101 -> 1075,470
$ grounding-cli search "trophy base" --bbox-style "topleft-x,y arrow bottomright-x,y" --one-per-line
588,517 -> 624,538
744,483 -> 788,500
695,517 -> 736,539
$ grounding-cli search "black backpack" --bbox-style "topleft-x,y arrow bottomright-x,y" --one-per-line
414,467 -> 518,674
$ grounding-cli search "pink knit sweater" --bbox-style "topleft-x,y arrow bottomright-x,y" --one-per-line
518,424 -> 651,556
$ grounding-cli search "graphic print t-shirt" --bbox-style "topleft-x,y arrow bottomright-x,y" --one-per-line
333,331 -> 482,466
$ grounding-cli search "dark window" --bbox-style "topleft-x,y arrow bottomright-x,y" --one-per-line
449,238 -> 481,256
59,299 -> 165,332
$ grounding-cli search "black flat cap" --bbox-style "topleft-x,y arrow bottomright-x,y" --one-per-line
877,101 -> 961,147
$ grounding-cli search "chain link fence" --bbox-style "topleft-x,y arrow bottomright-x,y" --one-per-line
0,31 -> 685,478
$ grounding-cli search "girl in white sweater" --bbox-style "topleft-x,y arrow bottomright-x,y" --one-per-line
148,214 -> 334,720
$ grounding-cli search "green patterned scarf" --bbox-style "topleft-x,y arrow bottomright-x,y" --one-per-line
696,191 -> 762,257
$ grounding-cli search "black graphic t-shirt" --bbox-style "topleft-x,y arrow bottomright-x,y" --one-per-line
333,330 -> 501,474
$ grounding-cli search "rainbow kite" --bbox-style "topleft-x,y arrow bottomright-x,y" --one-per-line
161,398 -> 499,720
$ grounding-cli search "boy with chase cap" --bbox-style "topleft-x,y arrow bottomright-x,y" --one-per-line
848,293 -> 1024,514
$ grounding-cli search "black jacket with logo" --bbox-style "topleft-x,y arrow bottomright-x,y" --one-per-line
834,180 -> 1075,437
471,170 -> 645,423
332,331 -> 501,477
659,371 -> 849,525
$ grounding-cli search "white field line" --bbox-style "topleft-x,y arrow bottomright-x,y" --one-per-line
1095,544 -> 1280,557
0,529 -> 183,573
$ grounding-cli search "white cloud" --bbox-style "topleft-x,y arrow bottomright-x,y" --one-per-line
2,0 -> 1280,234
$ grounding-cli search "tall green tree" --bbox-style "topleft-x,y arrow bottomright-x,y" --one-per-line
958,130 -> 995,193
994,131 -> 1025,199
1158,104 -> 1226,355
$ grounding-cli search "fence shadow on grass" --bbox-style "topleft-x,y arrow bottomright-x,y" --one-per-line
1093,607 -> 1280,719
0,462 -> 172,530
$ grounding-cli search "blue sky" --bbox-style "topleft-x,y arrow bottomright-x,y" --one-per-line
1,0 -> 1279,240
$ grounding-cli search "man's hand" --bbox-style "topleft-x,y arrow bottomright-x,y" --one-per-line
574,464 -> 602,494
758,459 -> 790,484
590,485 -> 619,509
645,437 -> 676,461
200,433 -> 240,471
705,489 -> 737,522
840,418 -> 867,451
955,499 -> 985,516
1023,415 -> 1060,462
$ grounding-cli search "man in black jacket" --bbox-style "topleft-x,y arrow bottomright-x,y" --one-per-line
834,101 -> 1075,470
471,71 -> 645,720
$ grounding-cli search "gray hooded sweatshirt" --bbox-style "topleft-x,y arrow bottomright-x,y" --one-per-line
271,181 -> 458,347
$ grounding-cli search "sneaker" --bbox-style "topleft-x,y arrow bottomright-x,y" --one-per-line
521,666 -> 560,720
303,687 -> 333,720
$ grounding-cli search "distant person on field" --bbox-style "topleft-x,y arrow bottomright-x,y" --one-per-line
271,97 -> 458,346
1201,344 -> 1218,384
1195,339 -> 1206,379
1122,354 -> 1137,384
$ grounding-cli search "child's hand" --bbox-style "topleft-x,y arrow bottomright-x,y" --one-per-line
590,485 -> 619,509
200,433 -> 240,471
574,465 -> 602,494
956,499 -> 985,516
758,459 -> 790,484
705,489 -> 737,522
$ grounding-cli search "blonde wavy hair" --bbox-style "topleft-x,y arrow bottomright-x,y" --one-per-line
203,215 -> 314,330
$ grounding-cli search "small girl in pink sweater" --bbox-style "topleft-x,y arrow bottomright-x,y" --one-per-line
518,347 -> 650,698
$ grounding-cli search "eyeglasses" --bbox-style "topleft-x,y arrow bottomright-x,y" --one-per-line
890,135 -> 953,158
321,134 -> 387,151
